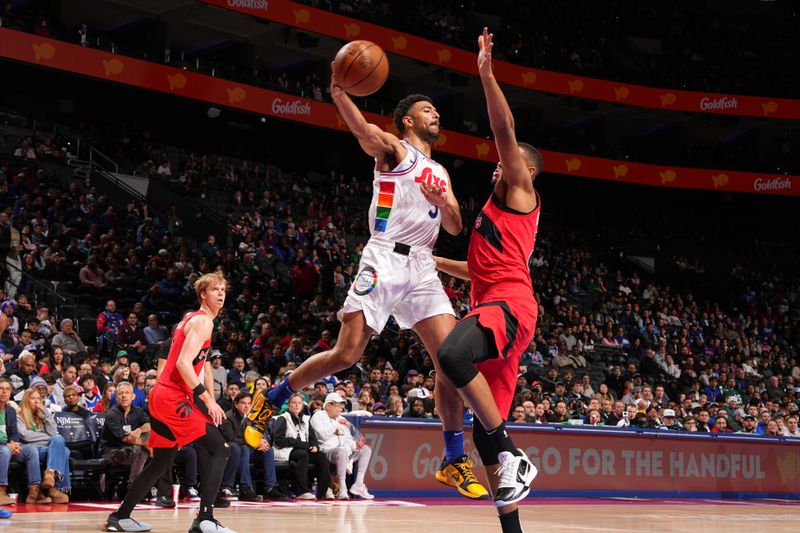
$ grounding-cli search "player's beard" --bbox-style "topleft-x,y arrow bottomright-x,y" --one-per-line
420,125 -> 439,144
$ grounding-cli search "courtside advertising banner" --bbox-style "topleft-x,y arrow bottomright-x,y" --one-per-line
203,0 -> 800,120
360,421 -> 800,496
2,28 -> 797,196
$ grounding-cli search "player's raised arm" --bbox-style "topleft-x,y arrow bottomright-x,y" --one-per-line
330,63 -> 404,162
478,28 -> 537,207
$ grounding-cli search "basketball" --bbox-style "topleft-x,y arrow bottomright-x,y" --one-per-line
333,40 -> 389,97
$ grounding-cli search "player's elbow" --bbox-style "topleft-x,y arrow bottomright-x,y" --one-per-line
492,122 -> 515,140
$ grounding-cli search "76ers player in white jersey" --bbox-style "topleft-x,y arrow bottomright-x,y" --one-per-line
244,63 -> 489,500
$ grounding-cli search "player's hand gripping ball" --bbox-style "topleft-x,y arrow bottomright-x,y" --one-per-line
332,40 -> 389,97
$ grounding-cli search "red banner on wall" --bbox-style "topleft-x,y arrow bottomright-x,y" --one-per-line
2,28 -> 797,196
360,421 -> 800,496
202,0 -> 800,121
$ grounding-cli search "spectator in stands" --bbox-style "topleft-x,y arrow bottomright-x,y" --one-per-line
208,350 -> 227,400
586,409 -> 603,426
62,385 -> 92,418
118,312 -> 147,361
143,314 -> 168,346
93,382 -> 116,413
660,409 -> 681,430
17,387 -> 71,503
50,320 -> 86,360
310,392 -> 373,500
783,415 -> 800,437
52,364 -> 78,407
78,374 -> 100,410
28,376 -> 60,413
99,381 -> 150,494
8,349 -> 36,402
96,300 -> 124,358
603,400 -> 625,427
79,255 -> 108,290
218,381 -> 240,413
764,420 -> 781,437
13,138 -> 36,159
0,377 -> 51,504
385,394 -> 404,417
227,356 -> 247,389
273,393 -> 331,500
219,391 -> 258,501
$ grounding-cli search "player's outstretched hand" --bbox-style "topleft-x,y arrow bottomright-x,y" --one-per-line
420,182 -> 448,207
208,400 -> 226,426
477,27 -> 493,78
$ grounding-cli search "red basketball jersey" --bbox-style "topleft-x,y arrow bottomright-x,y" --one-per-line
467,192 -> 541,306
159,310 -> 211,395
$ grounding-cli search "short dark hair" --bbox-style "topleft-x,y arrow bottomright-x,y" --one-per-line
393,94 -> 433,133
235,391 -> 252,403
518,142 -> 543,180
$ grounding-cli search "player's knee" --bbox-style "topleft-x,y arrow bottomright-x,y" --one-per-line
472,418 -> 499,466
437,337 -> 479,388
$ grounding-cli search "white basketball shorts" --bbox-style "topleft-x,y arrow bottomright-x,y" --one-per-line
338,240 -> 455,333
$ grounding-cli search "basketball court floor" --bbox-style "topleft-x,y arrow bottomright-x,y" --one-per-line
3,498 -> 799,532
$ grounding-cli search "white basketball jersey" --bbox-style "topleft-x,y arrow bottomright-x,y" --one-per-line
368,140 -> 446,249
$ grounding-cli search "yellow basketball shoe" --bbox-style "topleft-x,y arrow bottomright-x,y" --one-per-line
435,455 -> 489,499
243,389 -> 276,448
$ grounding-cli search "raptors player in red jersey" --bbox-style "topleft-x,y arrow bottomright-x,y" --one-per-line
105,272 -> 235,533
434,28 -> 541,533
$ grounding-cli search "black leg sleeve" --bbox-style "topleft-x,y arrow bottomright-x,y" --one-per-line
192,424 -> 231,520
113,447 -> 178,519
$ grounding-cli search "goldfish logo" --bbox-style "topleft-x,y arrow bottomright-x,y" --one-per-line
433,133 -> 448,148
612,165 -> 628,179
293,9 -> 310,24
762,101 -> 778,116
437,49 -> 452,63
568,79 -> 584,93
614,87 -> 629,100
344,23 -> 360,38
521,72 -> 537,86
776,452 -> 800,484
659,93 -> 677,107
167,73 -> 187,91
476,143 -> 490,157
102,58 -> 124,77
660,170 -> 676,184
711,173 -> 729,188
227,87 -> 246,104
391,35 -> 407,51
32,42 -> 55,61
565,158 -> 581,172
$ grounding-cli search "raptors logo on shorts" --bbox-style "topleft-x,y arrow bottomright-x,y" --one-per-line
176,401 -> 193,418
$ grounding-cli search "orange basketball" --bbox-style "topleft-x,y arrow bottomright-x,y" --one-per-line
333,40 -> 389,97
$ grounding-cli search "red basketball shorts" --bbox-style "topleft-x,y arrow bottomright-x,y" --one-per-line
463,297 -> 538,417
147,382 -> 212,448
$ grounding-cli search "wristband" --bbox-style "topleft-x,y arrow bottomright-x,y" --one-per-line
193,384 -> 207,396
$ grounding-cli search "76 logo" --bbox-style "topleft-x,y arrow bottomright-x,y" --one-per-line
415,167 -> 448,193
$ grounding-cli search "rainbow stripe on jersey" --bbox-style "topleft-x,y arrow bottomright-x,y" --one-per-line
374,181 -> 395,232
